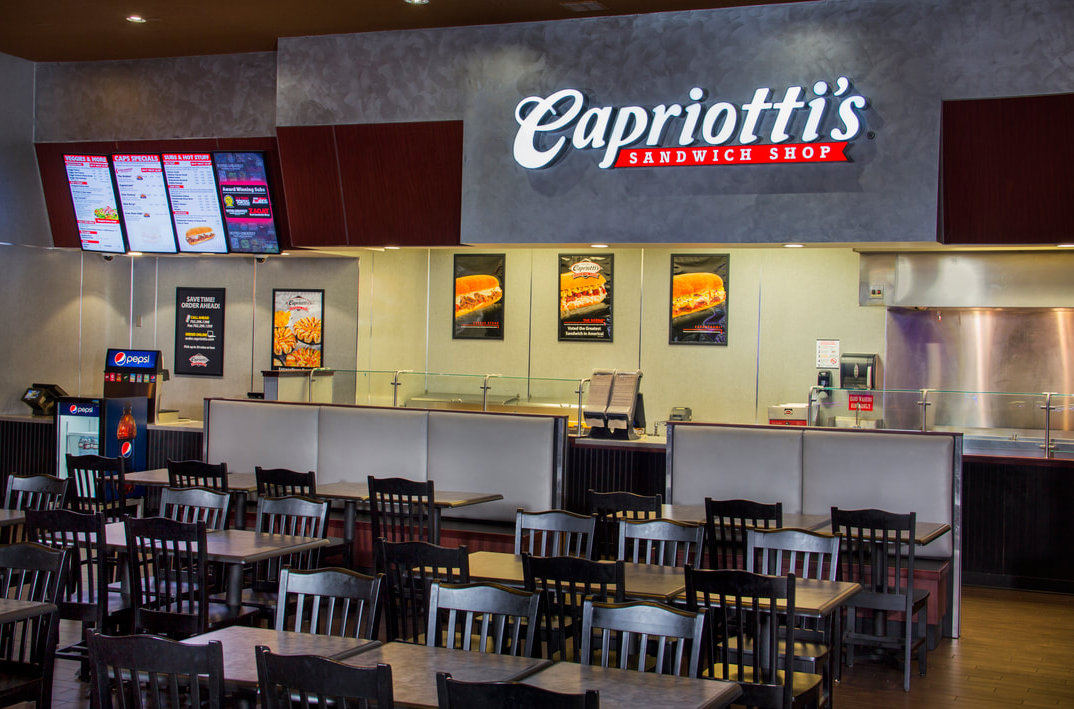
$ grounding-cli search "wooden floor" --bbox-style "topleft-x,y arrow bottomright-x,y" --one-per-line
43,586 -> 1074,708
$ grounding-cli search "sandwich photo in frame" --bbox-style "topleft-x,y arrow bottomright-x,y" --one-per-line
669,254 -> 728,345
272,289 -> 324,368
559,254 -> 613,341
453,254 -> 505,340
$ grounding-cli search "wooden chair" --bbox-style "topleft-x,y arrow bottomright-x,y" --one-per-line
585,489 -> 663,559
275,566 -> 383,640
426,581 -> 541,657
684,565 -> 821,709
160,486 -> 231,530
124,515 -> 258,638
4,473 -> 68,512
704,497 -> 783,570
166,458 -> 229,491
375,539 -> 470,643
522,553 -> 625,662
257,645 -> 394,709
436,671 -> 599,709
747,527 -> 840,704
24,509 -> 128,679
65,454 -> 135,522
230,495 -> 330,616
580,599 -> 705,676
368,475 -> 438,544
255,465 -> 317,497
618,518 -> 705,567
88,631 -> 225,709
514,508 -> 597,559
2,473 -> 68,543
831,507 -> 929,692
0,542 -> 66,709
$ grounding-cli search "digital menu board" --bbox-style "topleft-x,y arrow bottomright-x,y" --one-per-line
112,154 -> 178,253
162,153 -> 228,254
212,152 -> 281,254
63,154 -> 126,253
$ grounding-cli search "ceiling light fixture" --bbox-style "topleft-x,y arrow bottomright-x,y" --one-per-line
403,0 -> 429,5
590,243 -> 609,248
1057,244 -> 1074,248
385,246 -> 401,250
784,243 -> 804,248
126,15 -> 147,23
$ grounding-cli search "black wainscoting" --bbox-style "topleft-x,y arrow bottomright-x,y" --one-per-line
963,455 -> 1074,593
564,439 -> 666,512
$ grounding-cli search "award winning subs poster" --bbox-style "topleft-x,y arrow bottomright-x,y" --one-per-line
454,254 -> 505,340
669,254 -> 729,345
559,254 -> 613,341
272,289 -> 324,368
174,288 -> 225,376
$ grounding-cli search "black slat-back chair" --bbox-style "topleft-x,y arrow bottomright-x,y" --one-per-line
255,466 -> 317,498
65,454 -> 134,522
257,645 -> 394,709
368,476 -> 438,544
514,509 -> 597,559
275,566 -> 383,640
704,498 -> 783,570
375,539 -> 469,643
166,459 -> 229,491
585,490 -> 662,560
436,671 -> 598,709
426,581 -> 541,657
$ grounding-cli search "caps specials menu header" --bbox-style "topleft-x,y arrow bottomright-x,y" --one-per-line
112,154 -> 178,254
64,154 -> 126,254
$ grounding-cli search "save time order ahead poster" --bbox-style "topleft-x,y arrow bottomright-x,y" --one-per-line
669,254 -> 729,345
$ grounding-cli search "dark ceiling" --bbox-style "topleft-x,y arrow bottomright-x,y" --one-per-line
1,0 -> 813,63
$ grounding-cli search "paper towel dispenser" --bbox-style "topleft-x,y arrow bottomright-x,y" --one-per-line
840,353 -> 878,389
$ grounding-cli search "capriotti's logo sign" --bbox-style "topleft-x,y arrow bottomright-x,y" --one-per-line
513,77 -> 869,170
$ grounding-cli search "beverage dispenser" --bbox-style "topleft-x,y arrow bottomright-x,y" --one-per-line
103,348 -> 162,423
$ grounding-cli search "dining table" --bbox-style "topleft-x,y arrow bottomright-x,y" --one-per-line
467,550 -> 687,602
181,625 -> 380,693
104,521 -> 329,608
316,482 -> 504,566
125,468 -> 258,529
520,661 -> 742,709
342,641 -> 551,708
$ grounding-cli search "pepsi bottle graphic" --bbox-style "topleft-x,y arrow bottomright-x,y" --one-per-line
116,402 -> 137,459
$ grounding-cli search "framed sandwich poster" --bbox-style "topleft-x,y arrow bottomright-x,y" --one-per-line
669,254 -> 729,345
174,287 -> 225,376
454,254 -> 505,340
559,254 -> 613,341
272,289 -> 324,368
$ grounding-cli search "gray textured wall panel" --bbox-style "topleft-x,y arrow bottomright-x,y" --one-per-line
0,52 -> 51,246
35,52 -> 278,141
276,0 -> 1074,246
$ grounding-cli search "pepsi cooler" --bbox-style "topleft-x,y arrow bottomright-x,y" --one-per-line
103,348 -> 162,423
55,397 -> 148,478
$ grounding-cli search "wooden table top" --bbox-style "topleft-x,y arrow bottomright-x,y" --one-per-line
675,577 -> 861,618
521,662 -> 742,709
467,551 -> 687,602
0,598 -> 56,624
344,641 -> 551,708
104,523 -> 329,563
182,625 -> 379,690
0,508 -> 26,527
127,468 -> 257,492
316,482 -> 504,508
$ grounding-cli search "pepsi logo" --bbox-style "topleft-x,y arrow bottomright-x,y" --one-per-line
69,404 -> 77,414
120,441 -> 133,458
113,351 -> 126,366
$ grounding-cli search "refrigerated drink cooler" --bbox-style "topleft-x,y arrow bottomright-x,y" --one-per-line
55,396 -> 148,479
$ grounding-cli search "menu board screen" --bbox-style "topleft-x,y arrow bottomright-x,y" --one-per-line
63,154 -> 126,253
162,153 -> 228,254
212,152 -> 281,254
112,154 -> 177,253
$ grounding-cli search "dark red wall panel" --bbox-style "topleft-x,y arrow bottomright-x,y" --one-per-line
275,126 -> 348,247
942,93 -> 1074,245
334,121 -> 463,247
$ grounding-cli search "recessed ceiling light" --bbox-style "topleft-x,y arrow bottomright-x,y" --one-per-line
126,15 -> 147,23
385,246 -> 401,250
1057,244 -> 1074,248
404,0 -> 429,5
127,251 -> 143,256
784,243 -> 804,248
590,243 -> 609,248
